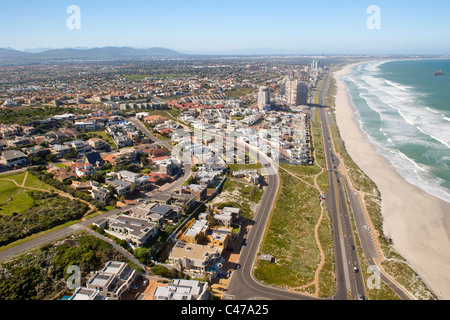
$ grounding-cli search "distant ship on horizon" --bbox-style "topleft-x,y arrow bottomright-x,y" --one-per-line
432,69 -> 444,76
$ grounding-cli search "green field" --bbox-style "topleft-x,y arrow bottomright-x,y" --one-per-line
253,110 -> 335,297
224,87 -> 255,99
0,180 -> 35,215
254,164 -> 323,289
0,172 -> 53,215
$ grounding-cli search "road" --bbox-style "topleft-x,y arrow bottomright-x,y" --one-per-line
222,136 -> 318,300
319,106 -> 366,300
226,73 -> 361,300
318,73 -> 413,300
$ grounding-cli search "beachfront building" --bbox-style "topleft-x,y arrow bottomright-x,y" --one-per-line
285,79 -> 308,106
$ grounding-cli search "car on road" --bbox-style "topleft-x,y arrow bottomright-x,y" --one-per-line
363,225 -> 370,230
353,267 -> 359,273
358,294 -> 365,300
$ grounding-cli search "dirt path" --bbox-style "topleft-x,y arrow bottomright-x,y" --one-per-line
272,117 -> 327,297
0,172 -> 97,214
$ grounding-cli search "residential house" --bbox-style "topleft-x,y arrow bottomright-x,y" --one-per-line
64,140 -> 91,154
129,202 -> 181,225
195,169 -> 219,187
105,177 -> 132,197
48,166 -> 76,182
50,144 -> 73,159
168,241 -> 224,275
147,172 -> 171,186
108,170 -> 152,192
148,147 -> 170,158
68,287 -> 105,300
143,115 -> 167,125
74,163 -> 95,177
180,219 -> 209,244
82,261 -> 136,300
102,149 -> 137,167
148,191 -> 196,211
87,138 -> 110,151
232,169 -> 262,184
74,121 -> 96,131
84,152 -> 104,167
213,207 -> 241,227
107,213 -> 158,248
0,150 -> 28,168
178,183 -> 207,201
152,279 -> 211,300
71,180 -> 110,205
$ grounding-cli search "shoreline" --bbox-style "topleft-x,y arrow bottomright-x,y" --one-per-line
333,62 -> 450,300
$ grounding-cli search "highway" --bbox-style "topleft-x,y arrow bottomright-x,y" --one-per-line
318,72 -> 412,300
226,72 -> 362,300
0,84 -> 413,300
319,106 -> 366,300
317,72 -> 367,300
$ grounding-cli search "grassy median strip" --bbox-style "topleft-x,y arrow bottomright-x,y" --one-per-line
253,110 -> 335,297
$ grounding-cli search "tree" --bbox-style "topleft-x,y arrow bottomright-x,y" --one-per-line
134,248 -> 151,266
46,153 -> 56,163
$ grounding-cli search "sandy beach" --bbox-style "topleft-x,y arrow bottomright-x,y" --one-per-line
334,63 -> 450,300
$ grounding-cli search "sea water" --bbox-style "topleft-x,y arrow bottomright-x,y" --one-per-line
343,59 -> 450,203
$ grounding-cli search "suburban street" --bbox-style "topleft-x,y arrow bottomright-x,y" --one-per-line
225,139 -> 318,300
0,75 -> 413,301
0,119 -> 192,263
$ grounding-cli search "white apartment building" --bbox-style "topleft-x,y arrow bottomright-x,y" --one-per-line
257,86 -> 270,110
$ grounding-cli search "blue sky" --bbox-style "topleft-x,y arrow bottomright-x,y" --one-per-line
1,0 -> 450,54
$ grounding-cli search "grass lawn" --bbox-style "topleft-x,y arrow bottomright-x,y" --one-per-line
23,173 -> 53,191
225,87 -> 256,99
253,110 -> 335,296
54,163 -> 68,168
0,180 -> 35,215
1,172 -> 26,185
0,172 -> 54,215
227,162 -> 262,173
254,164 -> 323,289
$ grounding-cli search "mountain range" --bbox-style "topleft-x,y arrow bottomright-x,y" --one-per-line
0,46 -> 189,64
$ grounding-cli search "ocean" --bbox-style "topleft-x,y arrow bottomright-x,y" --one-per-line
343,59 -> 450,203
